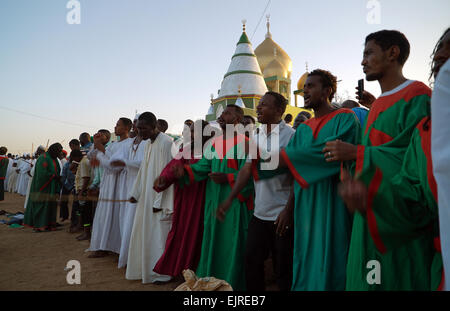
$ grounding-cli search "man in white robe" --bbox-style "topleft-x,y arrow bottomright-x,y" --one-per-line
88,118 -> 133,257
17,156 -> 31,196
24,147 -> 46,209
431,30 -> 450,291
114,114 -> 148,268
7,158 -> 19,193
126,112 -> 174,283
4,154 -> 13,191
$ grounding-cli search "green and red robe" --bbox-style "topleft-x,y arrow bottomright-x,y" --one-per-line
183,134 -> 254,291
0,156 -> 9,201
254,109 -> 360,290
347,80 -> 432,290
24,152 -> 61,231
357,117 -> 443,290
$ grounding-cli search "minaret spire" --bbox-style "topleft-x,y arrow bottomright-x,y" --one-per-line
265,14 -> 272,39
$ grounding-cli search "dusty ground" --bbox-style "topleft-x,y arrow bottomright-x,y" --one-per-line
0,192 -> 277,291
0,192 -> 181,291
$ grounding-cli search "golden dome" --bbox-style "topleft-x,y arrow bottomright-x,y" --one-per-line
254,17 -> 292,77
297,71 -> 309,91
263,58 -> 287,78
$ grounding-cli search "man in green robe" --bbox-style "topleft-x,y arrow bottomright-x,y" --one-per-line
253,69 -> 360,290
340,116 -> 443,290
323,30 -> 432,290
173,104 -> 254,291
24,143 -> 63,232
0,147 -> 9,201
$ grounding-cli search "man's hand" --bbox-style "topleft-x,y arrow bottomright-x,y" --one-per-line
216,198 -> 233,222
153,176 -> 167,189
209,172 -> 228,184
129,197 -> 137,204
355,87 -> 376,109
338,169 -> 368,214
322,139 -> 357,162
274,208 -> 293,236
110,160 -> 126,167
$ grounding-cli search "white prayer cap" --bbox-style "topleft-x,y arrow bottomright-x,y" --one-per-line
134,113 -> 141,121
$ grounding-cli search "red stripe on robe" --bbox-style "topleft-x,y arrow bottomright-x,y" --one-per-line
184,164 -> 195,184
416,117 -> 438,202
366,168 -> 387,254
355,145 -> 366,175
227,173 -> 253,211
369,128 -> 393,146
280,149 -> 309,189
364,81 -> 431,135
303,109 -> 355,139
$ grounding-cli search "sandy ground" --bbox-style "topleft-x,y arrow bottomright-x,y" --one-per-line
0,192 -> 278,291
0,192 -> 181,291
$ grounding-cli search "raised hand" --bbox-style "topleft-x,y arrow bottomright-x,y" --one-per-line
355,87 -> 376,109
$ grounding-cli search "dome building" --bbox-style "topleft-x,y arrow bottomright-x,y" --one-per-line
205,21 -> 268,122
254,16 -> 292,105
206,18 -> 312,123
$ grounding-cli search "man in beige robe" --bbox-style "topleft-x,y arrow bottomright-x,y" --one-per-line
126,112 -> 174,284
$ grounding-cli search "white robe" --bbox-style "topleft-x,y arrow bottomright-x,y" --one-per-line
17,160 -> 31,196
4,159 -> 12,191
7,160 -> 19,193
117,137 -> 148,268
431,59 -> 450,291
89,138 -> 133,254
23,159 -> 37,209
126,133 -> 174,283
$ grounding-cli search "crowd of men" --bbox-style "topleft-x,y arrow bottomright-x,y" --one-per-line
1,28 -> 450,291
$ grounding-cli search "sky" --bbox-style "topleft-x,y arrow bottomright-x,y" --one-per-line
0,0 -> 449,155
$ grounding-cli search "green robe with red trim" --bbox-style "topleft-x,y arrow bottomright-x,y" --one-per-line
23,152 -> 61,230
255,109 -> 360,290
184,134 -> 254,290
357,117 -> 443,290
346,80 -> 432,290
